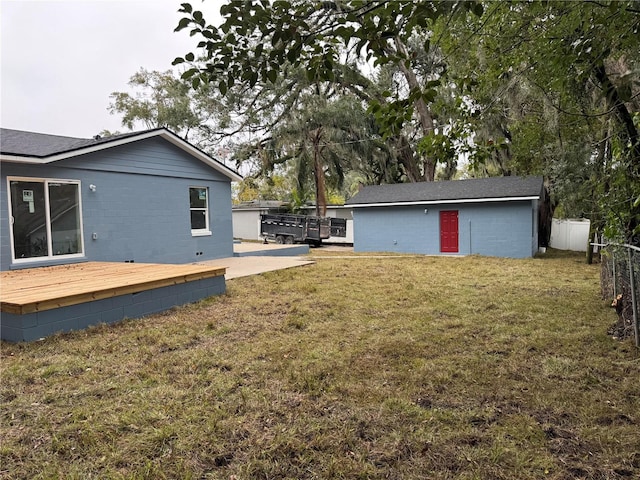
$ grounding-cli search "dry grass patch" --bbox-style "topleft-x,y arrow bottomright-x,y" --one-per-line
1,251 -> 639,479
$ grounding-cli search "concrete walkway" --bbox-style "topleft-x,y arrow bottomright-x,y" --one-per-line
233,242 -> 310,257
196,243 -> 315,279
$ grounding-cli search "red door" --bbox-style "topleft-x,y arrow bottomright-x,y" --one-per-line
440,210 -> 459,253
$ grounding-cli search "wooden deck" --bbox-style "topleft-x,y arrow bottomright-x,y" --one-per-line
1,262 -> 226,315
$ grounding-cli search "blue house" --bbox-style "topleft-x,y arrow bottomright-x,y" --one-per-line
345,176 -> 545,258
0,127 -> 241,342
1,127 -> 242,271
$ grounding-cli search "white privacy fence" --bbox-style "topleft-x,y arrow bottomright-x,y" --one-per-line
549,218 -> 591,251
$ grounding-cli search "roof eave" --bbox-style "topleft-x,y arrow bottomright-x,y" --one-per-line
0,154 -> 45,163
0,129 -> 243,182
347,195 -> 540,208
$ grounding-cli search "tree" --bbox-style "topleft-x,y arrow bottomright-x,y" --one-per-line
236,86 -> 381,214
108,68 -> 227,151
439,0 -> 640,243
234,174 -> 292,203
172,0 -> 638,244
174,0 -> 484,182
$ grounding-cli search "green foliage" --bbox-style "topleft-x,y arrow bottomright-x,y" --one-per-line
440,0 -> 640,241
169,0 -> 638,239
263,92 -> 374,211
175,1 -> 485,182
108,68 -> 229,154
288,187 -> 310,214
175,1 -> 481,95
234,175 -> 293,203
109,69 -> 198,135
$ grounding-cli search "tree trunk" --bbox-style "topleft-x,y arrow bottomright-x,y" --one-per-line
394,37 -> 436,181
586,221 -> 596,265
395,135 -> 423,182
593,62 -> 640,169
593,62 -> 640,242
343,62 -> 428,183
312,128 -> 327,217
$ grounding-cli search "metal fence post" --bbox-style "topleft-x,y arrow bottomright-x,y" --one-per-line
592,241 -> 640,347
612,252 -> 617,298
627,248 -> 639,348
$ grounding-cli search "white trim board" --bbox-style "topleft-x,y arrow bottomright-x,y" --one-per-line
347,196 -> 540,208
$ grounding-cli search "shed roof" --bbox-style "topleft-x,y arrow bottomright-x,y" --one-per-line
233,200 -> 289,211
0,127 -> 242,182
345,176 -> 543,207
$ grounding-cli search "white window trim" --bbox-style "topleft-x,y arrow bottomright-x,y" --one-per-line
191,230 -> 212,237
190,186 -> 211,237
7,176 -> 85,264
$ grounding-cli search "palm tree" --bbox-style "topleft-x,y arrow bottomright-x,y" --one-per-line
270,90 -> 375,215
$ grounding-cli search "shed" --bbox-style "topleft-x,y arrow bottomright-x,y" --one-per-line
232,200 -> 289,240
345,176 -> 544,258
1,127 -> 242,270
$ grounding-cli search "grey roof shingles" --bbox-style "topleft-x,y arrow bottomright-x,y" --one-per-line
345,176 -> 544,206
0,127 -> 159,158
1,127 -> 243,182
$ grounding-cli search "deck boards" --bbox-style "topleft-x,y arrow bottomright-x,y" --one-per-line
1,262 -> 226,315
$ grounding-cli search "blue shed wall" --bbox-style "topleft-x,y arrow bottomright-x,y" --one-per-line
352,201 -> 538,258
1,138 -> 234,270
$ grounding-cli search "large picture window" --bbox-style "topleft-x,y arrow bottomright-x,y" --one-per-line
8,178 -> 84,262
189,186 -> 210,236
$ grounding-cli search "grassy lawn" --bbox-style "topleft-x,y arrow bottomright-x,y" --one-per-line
1,251 -> 639,479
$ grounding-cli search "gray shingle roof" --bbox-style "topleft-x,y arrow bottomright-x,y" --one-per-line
0,127 -> 243,182
345,176 -> 544,206
0,128 -> 156,157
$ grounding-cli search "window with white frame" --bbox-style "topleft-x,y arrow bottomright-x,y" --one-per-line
8,177 -> 84,262
189,186 -> 210,235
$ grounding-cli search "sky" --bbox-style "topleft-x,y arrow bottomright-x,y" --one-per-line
1,0 -> 221,138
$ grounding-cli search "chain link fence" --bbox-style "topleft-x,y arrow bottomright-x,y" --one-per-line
599,243 -> 640,347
